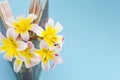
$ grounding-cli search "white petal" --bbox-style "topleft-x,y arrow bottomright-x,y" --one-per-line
51,63 -> 56,69
5,18 -> 15,28
41,61 -> 50,71
4,52 -> 13,61
52,55 -> 63,64
31,24 -> 44,36
17,41 -> 28,51
51,45 -> 62,53
27,14 -> 37,22
30,54 -> 41,62
6,28 -> 13,38
25,60 -> 38,68
27,41 -> 34,49
55,22 -> 63,33
25,60 -> 32,68
16,53 -> 27,61
14,59 -> 23,73
16,15 -> 25,21
48,18 -> 54,26
40,40 -> 48,49
6,28 -> 18,39
55,35 -> 64,45
21,31 -> 29,41
45,18 -> 54,29
59,36 -> 64,43
0,32 -> 5,42
31,60 -> 40,67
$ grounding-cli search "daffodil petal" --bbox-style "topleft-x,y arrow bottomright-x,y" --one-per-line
0,32 -> 5,42
4,52 -> 13,61
14,59 -> 22,73
5,18 -> 15,28
51,52 -> 62,69
55,22 -> 63,33
16,15 -> 25,21
52,55 -> 63,64
6,28 -> 18,39
27,41 -> 34,49
25,61 -> 31,68
31,61 -> 40,67
51,63 -> 56,69
55,35 -> 64,45
21,31 -> 29,41
25,60 -> 36,68
41,61 -> 50,71
47,18 -> 54,26
16,53 -> 27,61
31,24 -> 44,36
59,35 -> 64,43
6,28 -> 13,38
40,40 -> 48,49
45,18 -> 54,29
17,41 -> 28,51
50,45 -> 62,53
27,14 -> 37,22
30,54 -> 41,63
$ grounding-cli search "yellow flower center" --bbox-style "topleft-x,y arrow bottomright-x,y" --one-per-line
41,26 -> 60,47
12,16 -> 33,34
18,48 -> 34,60
36,48 -> 54,63
1,37 -> 18,56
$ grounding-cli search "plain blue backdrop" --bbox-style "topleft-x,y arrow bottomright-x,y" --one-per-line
0,0 -> 120,80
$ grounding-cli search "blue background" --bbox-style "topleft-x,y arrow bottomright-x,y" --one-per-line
0,0 -> 120,80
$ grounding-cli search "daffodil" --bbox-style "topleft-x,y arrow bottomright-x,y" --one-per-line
35,40 -> 63,71
33,18 -> 63,47
14,41 -> 40,73
0,28 -> 28,61
6,14 -> 39,41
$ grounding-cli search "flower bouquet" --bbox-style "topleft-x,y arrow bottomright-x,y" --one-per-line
0,0 -> 64,80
